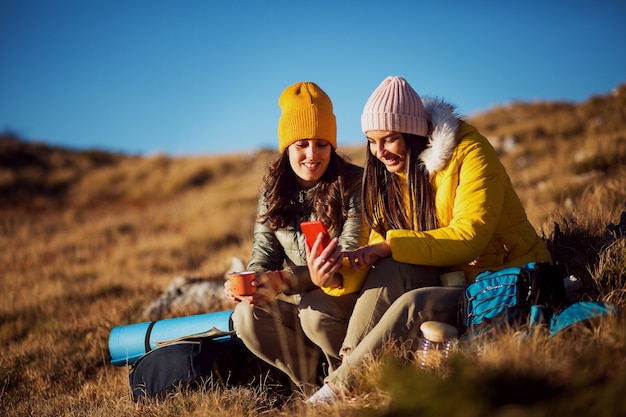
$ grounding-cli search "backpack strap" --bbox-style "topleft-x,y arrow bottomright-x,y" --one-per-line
144,320 -> 157,354
228,312 -> 239,345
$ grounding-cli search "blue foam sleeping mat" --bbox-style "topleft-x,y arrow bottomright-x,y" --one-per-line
108,309 -> 235,366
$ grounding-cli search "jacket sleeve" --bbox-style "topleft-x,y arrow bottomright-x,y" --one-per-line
387,137 -> 505,266
247,198 -> 287,273
247,198 -> 318,295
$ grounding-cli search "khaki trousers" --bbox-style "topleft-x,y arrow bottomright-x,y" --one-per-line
327,285 -> 464,391
232,288 -> 357,393
340,257 -> 441,358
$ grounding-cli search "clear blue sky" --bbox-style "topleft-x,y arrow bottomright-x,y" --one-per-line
1,0 -> 625,156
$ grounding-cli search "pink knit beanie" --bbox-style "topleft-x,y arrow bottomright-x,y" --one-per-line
361,76 -> 429,136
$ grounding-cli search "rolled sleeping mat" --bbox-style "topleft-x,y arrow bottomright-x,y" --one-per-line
108,309 -> 235,366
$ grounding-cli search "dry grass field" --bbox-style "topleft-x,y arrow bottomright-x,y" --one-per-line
1,84 -> 626,416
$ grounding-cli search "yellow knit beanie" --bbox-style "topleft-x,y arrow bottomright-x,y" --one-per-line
277,82 -> 337,152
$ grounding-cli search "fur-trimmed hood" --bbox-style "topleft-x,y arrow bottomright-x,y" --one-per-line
419,98 -> 462,175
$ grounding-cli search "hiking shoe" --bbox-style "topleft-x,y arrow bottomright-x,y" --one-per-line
306,383 -> 338,405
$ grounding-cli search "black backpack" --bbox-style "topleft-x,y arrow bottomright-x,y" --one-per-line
128,335 -> 290,402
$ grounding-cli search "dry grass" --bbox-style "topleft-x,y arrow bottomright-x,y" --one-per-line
1,84 -> 626,416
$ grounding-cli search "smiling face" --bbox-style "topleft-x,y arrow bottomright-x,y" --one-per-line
366,130 -> 407,173
287,139 -> 332,188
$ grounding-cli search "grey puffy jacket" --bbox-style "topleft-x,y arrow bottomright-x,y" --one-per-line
247,165 -> 367,295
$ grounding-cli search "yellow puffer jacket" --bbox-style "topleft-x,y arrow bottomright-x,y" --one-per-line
369,99 -> 552,282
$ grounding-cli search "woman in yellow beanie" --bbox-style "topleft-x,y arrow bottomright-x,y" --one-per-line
224,82 -> 369,395
307,76 -> 552,404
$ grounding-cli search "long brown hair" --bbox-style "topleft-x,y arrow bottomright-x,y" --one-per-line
362,133 -> 438,236
258,149 -> 362,236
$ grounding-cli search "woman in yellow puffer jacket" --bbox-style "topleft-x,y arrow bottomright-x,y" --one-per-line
307,76 -> 552,404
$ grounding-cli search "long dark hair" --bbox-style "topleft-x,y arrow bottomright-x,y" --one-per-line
362,133 -> 438,236
258,149 -> 362,236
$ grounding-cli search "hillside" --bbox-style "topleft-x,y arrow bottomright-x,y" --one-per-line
470,84 -> 626,231
2,84 -> 625,228
1,84 -> 626,417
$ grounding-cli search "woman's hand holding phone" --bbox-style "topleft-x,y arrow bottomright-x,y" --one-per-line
301,221 -> 343,288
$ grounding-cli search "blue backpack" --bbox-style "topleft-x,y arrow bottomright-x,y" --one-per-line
459,262 -> 616,341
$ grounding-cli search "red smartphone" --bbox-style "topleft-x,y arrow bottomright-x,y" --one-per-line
300,220 -> 332,252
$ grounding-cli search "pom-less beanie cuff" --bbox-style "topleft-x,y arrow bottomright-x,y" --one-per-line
361,76 -> 429,137
278,82 -> 337,152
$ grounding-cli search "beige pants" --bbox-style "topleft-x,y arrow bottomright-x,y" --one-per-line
340,257 -> 441,358
327,285 -> 464,392
232,288 -> 357,393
